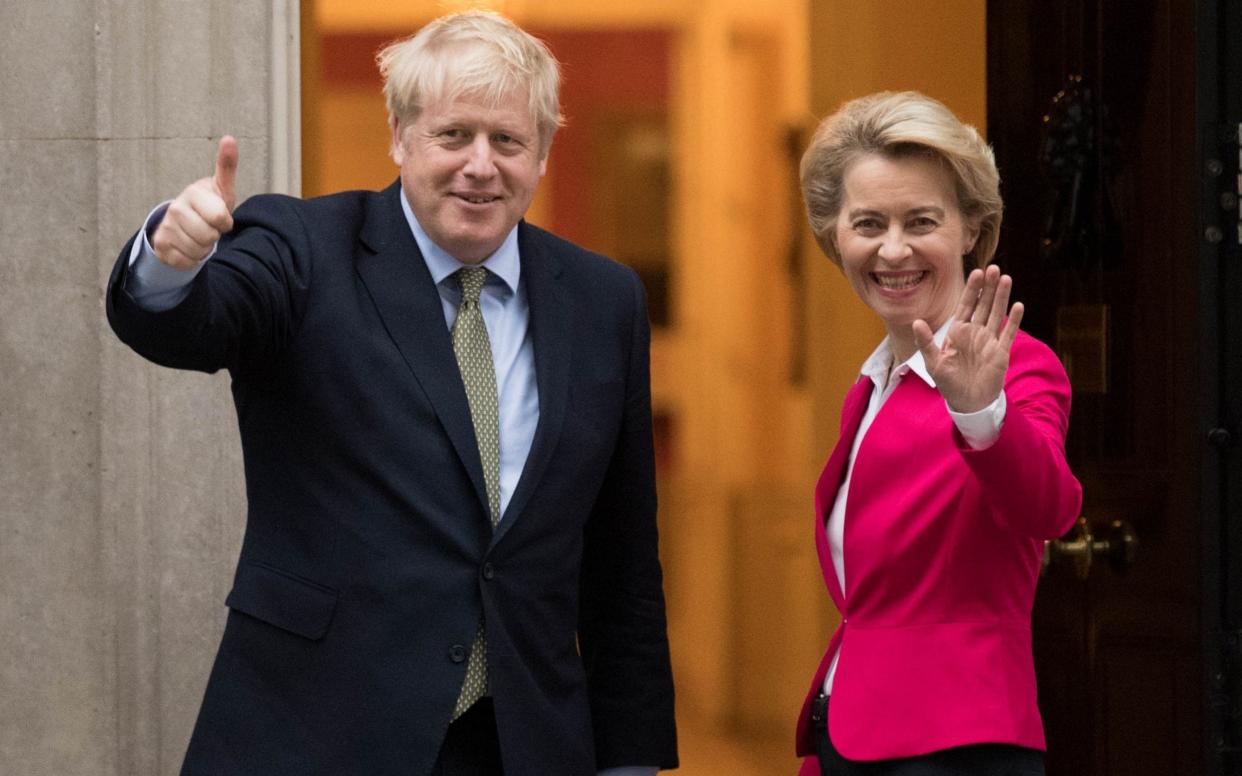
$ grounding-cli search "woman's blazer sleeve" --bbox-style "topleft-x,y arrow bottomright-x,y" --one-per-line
957,331 -> 1082,539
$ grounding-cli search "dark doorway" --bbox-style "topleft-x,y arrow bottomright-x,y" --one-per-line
1199,1 -> 1242,774
987,0 -> 1240,773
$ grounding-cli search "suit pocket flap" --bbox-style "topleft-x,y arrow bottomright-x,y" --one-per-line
225,561 -> 338,641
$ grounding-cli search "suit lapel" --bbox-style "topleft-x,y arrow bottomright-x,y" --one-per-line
815,377 -> 873,521
493,223 -> 569,545
354,182 -> 492,516
814,376 -> 872,605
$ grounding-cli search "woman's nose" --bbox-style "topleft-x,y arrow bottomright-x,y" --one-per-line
877,227 -> 911,261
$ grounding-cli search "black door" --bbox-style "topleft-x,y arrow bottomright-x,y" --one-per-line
1199,2 -> 1242,774
985,0 -> 1239,772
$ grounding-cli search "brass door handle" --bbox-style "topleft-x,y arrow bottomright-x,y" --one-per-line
1041,516 -> 1139,580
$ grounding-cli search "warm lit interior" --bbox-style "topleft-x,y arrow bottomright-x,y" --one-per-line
302,1 -> 985,771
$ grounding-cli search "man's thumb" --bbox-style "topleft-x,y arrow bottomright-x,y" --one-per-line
213,135 -> 239,212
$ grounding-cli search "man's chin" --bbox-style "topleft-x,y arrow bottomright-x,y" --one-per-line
442,232 -> 506,265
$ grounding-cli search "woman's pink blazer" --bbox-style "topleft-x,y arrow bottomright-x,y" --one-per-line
796,331 -> 1082,773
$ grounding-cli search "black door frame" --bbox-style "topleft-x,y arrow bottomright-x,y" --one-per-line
1198,0 -> 1242,773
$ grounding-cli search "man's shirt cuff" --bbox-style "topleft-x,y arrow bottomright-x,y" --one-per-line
124,201 -> 212,312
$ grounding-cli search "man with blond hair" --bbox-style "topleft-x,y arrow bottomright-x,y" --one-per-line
106,11 -> 677,775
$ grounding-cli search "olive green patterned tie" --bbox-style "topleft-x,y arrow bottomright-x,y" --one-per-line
450,266 -> 501,720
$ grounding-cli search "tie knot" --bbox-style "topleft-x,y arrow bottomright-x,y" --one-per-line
456,267 -> 488,305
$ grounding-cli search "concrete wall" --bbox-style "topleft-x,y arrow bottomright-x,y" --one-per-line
0,2 -> 296,773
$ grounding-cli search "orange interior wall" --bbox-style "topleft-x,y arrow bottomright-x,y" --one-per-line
537,29 -> 670,245
808,0 -> 986,134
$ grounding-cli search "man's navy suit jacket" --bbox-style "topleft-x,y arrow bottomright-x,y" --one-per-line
105,181 -> 678,776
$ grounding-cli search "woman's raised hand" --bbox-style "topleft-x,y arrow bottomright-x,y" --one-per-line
912,265 -> 1024,413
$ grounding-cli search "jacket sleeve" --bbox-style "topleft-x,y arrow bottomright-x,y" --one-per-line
957,332 -> 1083,539
106,194 -> 313,375
577,271 -> 678,771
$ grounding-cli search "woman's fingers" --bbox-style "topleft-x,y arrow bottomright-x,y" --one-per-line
912,318 -> 936,352
913,318 -> 941,368
986,273 -> 1013,332
954,268 -> 985,322
1001,301 -> 1025,349
972,265 -> 1001,324
942,268 -> 1022,365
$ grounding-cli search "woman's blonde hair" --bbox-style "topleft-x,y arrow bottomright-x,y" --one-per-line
800,91 -> 1002,270
378,11 -> 564,156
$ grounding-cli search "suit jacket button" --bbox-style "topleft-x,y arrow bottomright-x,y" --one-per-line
449,644 -> 468,663
482,563 -> 495,580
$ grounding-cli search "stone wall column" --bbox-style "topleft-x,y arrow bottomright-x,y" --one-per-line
0,2 -> 298,773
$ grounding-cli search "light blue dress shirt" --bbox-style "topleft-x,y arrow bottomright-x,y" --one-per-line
398,190 -> 538,520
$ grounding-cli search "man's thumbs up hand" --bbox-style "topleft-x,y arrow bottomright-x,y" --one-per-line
151,136 -> 239,270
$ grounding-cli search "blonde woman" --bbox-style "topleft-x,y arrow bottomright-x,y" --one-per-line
794,91 -> 1081,776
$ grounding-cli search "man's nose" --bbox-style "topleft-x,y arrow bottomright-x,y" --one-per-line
462,136 -> 497,178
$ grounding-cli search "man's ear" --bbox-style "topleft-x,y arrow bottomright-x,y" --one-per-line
537,137 -> 551,177
389,116 -> 405,164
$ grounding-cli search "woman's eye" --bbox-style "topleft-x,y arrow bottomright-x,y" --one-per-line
909,217 -> 938,231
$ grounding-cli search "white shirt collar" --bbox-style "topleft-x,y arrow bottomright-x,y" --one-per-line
859,318 -> 954,390
399,188 -> 520,295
